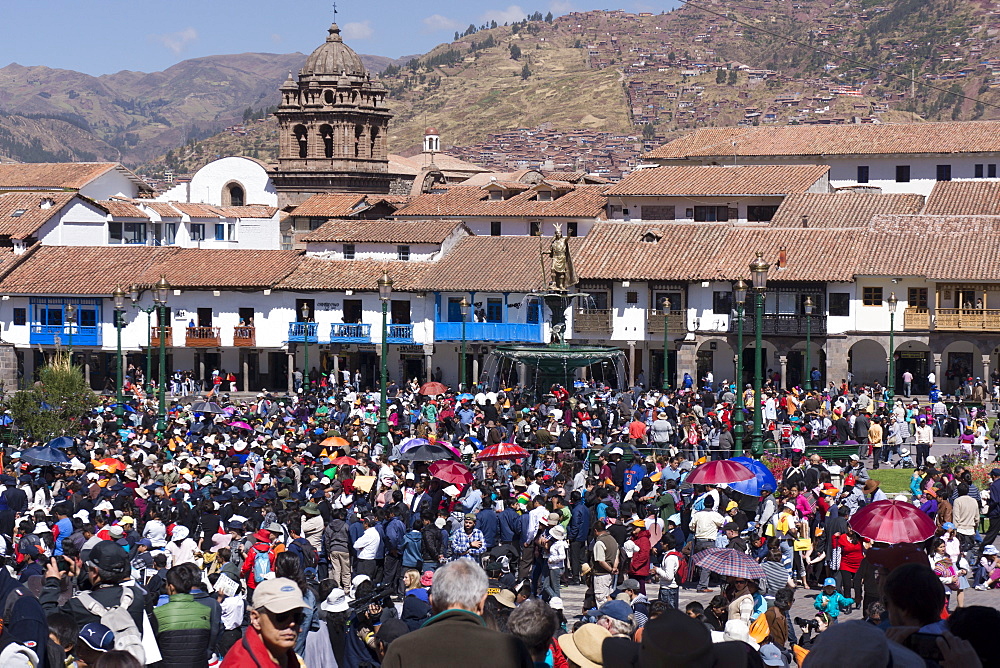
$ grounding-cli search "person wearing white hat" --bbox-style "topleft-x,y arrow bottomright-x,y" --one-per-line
166,525 -> 198,566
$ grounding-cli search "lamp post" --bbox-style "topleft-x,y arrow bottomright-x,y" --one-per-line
129,286 -> 157,396
300,303 -> 311,391
64,303 -> 76,356
733,279 -> 748,454
661,297 -> 671,390
153,275 -> 170,430
750,252 -> 770,455
377,271 -> 393,451
113,286 -> 126,418
804,296 -> 814,392
887,291 -> 897,402
459,297 -> 470,391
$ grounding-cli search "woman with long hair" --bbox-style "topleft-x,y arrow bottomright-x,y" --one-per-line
274,551 -> 317,656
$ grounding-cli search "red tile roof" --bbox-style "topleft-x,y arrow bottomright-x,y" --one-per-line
769,192 -> 925,228
646,121 -> 1000,160
395,185 -> 610,219
606,165 -> 829,196
214,205 -> 278,218
0,246 -> 302,294
922,181 -> 1000,216
171,203 -> 224,218
416,236 -> 553,291
141,202 -> 183,218
861,215 -> 1000,281
290,194 -> 369,218
0,192 -> 78,240
100,200 -> 149,219
276,257 -> 431,291
0,163 -> 120,190
301,220 -> 468,243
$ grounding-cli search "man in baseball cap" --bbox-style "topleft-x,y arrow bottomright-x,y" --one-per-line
222,577 -> 306,666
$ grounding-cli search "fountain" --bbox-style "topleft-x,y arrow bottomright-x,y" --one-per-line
481,225 -> 627,396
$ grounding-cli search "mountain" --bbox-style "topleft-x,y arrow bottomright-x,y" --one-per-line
0,52 -> 395,165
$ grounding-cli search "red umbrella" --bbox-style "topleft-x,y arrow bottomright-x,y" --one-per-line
686,460 -> 755,485
329,456 -> 359,467
849,500 -> 936,544
429,460 -> 473,486
477,442 -> 529,461
419,381 -> 448,396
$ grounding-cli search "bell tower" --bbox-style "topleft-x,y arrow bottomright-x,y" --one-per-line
270,22 -> 394,206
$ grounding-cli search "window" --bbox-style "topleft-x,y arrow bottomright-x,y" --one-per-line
390,300 -> 411,324
228,223 -> 236,241
164,223 -> 177,245
78,307 -> 97,328
530,221 -> 541,236
488,190 -> 503,201
567,221 -> 578,237
642,205 -> 675,220
685,208 -> 694,219
713,291 -> 732,315
281,233 -> 292,251
857,165 -> 870,183
653,291 -> 683,311
536,190 -> 552,201
895,165 -> 910,183
215,224 -> 226,241
308,218 -> 325,231
694,206 -> 728,222
490,221 -> 501,236
626,291 -> 638,304
190,223 -> 205,241
622,208 -> 631,220
343,244 -> 355,260
109,222 -> 146,245
746,205 -> 779,222
397,245 -> 410,261
862,287 -> 883,306
990,164 -> 998,178
976,164 -> 985,178
908,287 -> 928,309
486,298 -> 503,323
12,308 -> 25,326
342,299 -> 362,323
936,164 -> 952,182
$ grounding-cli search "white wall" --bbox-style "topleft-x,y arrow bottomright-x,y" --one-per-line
305,242 -> 440,261
36,200 -> 108,246
80,170 -> 141,200
606,195 -> 788,222
181,157 -> 278,207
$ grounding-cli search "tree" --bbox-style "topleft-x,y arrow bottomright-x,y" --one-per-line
454,31 -> 460,41
510,43 -> 522,60
727,70 -> 738,85
642,124 -> 656,140
716,69 -> 727,84
545,11 -> 553,22
521,63 -> 531,79
8,353 -> 94,442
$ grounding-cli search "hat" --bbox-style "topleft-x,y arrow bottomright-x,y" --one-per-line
610,447 -> 624,456
253,577 -> 306,613
630,518 -> 646,528
760,643 -> 789,667
492,588 -> 517,609
549,524 -> 567,541
88,540 -> 128,574
723,619 -> 759,651
722,522 -> 740,533
119,516 -> 135,525
375,619 -> 409,646
320,587 -> 349,613
266,522 -> 283,534
844,475 -> 856,487
984,545 -> 999,556
942,522 -> 955,531
136,538 -> 153,549
420,570 -> 434,587
597,599 -> 633,623
33,522 -> 50,534
823,577 -> 836,587
926,455 -> 937,465
783,501 -> 795,511
549,596 -> 564,611
620,578 -> 640,592
849,454 -> 859,461
78,623 -> 115,652
580,563 -> 592,578
302,502 -> 321,516
991,468 -> 1000,477
464,513 -> 476,522
558,624 -> 611,668
545,511 -> 563,526
172,525 -> 190,542
21,544 -> 39,558
108,525 -> 124,539
801,620 -> 923,668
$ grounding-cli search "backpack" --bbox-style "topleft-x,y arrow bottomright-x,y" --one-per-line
253,547 -> 272,583
667,550 -> 689,584
290,538 -> 318,570
76,588 -> 145,664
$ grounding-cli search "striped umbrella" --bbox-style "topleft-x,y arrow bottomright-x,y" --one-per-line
692,548 -> 766,579
477,442 -> 529,461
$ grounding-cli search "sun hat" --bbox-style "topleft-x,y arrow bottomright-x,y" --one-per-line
549,524 -> 567,540
253,577 -> 306,613
723,619 -> 759,651
320,587 -> 349,613
492,588 -> 517,609
420,570 -> 434,587
558,623 -> 610,668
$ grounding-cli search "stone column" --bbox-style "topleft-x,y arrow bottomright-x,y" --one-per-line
424,343 -> 434,383
779,355 -> 788,390
332,353 -> 340,386
983,354 -> 992,385
243,354 -> 250,393
472,356 -> 480,387
287,351 -> 294,394
934,354 -> 942,386
627,341 -> 636,387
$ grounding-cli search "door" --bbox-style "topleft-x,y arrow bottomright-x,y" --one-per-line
197,308 -> 213,327
897,352 -> 929,394
403,357 -> 424,383
390,300 -> 411,324
269,352 -> 288,390
742,347 -> 769,387
696,350 -> 713,387
343,299 -> 362,323
238,307 -> 255,326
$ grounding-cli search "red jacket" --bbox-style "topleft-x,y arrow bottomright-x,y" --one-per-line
835,533 -> 864,573
240,542 -> 276,590
221,625 -> 299,668
629,530 -> 652,577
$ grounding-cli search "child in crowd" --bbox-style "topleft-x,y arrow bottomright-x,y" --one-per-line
813,577 -> 854,622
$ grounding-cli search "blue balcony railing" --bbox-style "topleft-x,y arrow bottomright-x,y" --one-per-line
287,322 -> 318,343
386,324 -> 415,343
30,325 -> 101,347
331,323 -> 371,343
434,321 -> 543,343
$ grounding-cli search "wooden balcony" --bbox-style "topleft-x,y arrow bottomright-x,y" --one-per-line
903,307 -> 930,330
935,308 -> 1000,331
730,314 -> 827,336
150,326 -> 172,347
574,308 -> 612,333
233,326 -> 255,347
185,326 -> 221,347
646,309 -> 687,334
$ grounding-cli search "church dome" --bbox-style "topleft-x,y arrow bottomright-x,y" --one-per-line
301,23 -> 367,77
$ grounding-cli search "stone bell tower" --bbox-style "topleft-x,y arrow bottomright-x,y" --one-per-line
269,22 -> 394,206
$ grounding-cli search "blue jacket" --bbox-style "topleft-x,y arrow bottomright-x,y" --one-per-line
348,518 -> 365,557
814,590 -> 854,618
402,530 -> 423,568
476,508 -> 499,549
519,512 -> 533,547
569,500 -> 590,542
374,523 -> 387,559
499,507 -> 520,544
385,517 -> 406,553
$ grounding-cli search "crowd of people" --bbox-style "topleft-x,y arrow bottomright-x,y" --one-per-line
0,375 -> 996,667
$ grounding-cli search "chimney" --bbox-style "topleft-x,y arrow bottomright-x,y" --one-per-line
801,214 -> 809,228
778,245 -> 787,268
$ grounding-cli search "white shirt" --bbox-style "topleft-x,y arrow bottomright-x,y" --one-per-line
221,595 -> 245,630
353,527 -> 380,560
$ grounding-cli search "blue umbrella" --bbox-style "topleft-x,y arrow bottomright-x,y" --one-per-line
457,393 -> 475,401
466,436 -> 484,450
0,415 -> 12,426
727,457 -> 777,496
46,436 -> 75,449
108,403 -> 136,413
20,445 -> 70,467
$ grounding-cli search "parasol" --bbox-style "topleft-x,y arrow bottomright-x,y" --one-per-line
191,401 -> 224,414
321,436 -> 350,448
429,460 -> 473,486
477,442 -> 529,461
726,457 -> 778,496
46,436 -> 75,450
20,445 -> 70,467
400,443 -> 459,462
329,456 -> 359,467
686,460 -> 756,485
93,457 -> 127,473
692,548 -> 766,579
418,382 -> 448,396
227,420 -> 252,430
849,499 -> 936,544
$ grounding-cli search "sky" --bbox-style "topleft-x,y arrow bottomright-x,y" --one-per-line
2,0 -> 678,77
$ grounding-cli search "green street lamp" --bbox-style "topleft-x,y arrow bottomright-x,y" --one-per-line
153,275 -> 170,430
887,291 -> 897,402
64,303 -> 76,356
459,297 -> 470,391
733,279 -> 748,454
750,252 -> 770,455
377,271 -> 393,451
804,296 -> 814,392
661,297 -> 671,390
113,286 -> 126,418
129,285 -> 157,396
300,303 -> 311,391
